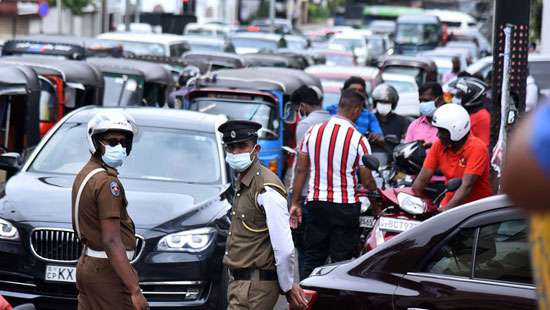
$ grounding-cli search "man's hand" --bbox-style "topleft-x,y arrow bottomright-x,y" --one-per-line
286,283 -> 308,309
367,133 -> 384,145
289,203 -> 303,229
131,290 -> 149,310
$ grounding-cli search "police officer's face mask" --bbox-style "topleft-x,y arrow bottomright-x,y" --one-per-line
101,143 -> 127,168
226,145 -> 258,172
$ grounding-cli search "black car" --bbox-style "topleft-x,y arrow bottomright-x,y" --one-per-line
0,107 -> 232,309
301,195 -> 537,309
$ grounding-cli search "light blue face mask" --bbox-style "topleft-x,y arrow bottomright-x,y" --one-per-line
226,148 -> 256,172
102,144 -> 127,168
419,101 -> 437,117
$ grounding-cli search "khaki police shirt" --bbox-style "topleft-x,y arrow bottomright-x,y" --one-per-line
71,156 -> 136,251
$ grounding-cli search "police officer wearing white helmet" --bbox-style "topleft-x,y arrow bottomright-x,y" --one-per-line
71,111 -> 149,310
412,104 -> 492,211
370,84 -> 410,154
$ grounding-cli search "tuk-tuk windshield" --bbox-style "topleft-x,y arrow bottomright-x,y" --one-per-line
115,41 -> 166,56
102,74 -> 144,106
189,98 -> 278,139
396,23 -> 439,44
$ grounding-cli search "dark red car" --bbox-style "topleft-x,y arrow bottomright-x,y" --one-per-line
300,195 -> 536,309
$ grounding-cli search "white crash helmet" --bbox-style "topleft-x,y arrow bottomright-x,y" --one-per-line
431,104 -> 471,141
87,111 -> 138,154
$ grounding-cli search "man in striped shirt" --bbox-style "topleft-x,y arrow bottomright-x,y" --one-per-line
290,89 -> 378,277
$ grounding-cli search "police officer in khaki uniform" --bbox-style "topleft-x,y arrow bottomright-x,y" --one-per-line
218,120 -> 308,310
72,111 -> 149,310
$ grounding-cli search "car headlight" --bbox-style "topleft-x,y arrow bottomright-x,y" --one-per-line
157,227 -> 215,252
397,193 -> 426,215
0,218 -> 20,241
310,265 -> 338,277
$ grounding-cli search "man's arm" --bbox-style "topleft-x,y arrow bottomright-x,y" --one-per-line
412,167 -> 435,196
290,153 -> 310,228
443,174 -> 479,210
259,188 -> 307,309
359,166 -> 377,192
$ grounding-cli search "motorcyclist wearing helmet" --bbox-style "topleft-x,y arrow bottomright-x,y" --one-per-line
370,84 -> 410,154
412,104 -> 492,211
449,76 -> 491,146
405,82 -> 445,146
326,76 -> 383,139
72,111 -> 149,310
168,65 -> 201,109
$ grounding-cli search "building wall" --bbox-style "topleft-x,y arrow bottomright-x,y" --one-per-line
0,16 -> 33,40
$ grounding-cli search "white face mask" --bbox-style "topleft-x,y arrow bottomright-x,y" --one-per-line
225,146 -> 257,172
102,144 -> 127,168
376,103 -> 393,116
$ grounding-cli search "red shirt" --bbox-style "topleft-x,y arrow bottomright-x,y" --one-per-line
470,108 -> 491,146
424,134 -> 492,207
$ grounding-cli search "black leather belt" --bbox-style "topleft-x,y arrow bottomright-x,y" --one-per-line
229,268 -> 278,281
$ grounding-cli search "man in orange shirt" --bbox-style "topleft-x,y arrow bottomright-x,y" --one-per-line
448,76 -> 491,146
412,104 -> 492,210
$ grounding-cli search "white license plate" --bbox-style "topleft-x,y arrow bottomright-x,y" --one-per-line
360,216 -> 375,228
378,217 -> 421,233
45,265 -> 76,283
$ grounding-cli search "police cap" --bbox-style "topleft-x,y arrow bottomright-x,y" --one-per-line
218,120 -> 262,145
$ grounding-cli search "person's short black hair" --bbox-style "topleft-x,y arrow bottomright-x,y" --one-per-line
418,82 -> 443,98
339,89 -> 365,110
343,76 -> 366,91
290,85 -> 321,106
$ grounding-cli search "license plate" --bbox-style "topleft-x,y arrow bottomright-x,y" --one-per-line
360,216 -> 375,228
378,217 -> 421,233
45,265 -> 76,283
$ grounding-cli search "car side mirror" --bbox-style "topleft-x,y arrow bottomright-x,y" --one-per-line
362,155 -> 380,172
0,152 -> 22,180
446,178 -> 462,192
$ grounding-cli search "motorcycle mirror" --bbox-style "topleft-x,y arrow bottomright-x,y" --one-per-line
384,135 -> 400,146
362,155 -> 380,172
446,178 -> 462,192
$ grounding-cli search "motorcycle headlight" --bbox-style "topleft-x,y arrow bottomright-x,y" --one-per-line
397,193 -> 426,215
0,218 -> 20,241
157,227 -> 216,253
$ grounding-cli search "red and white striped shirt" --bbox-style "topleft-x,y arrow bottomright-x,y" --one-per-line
299,116 -> 371,204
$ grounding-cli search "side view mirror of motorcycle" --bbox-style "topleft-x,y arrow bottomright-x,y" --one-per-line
446,178 -> 462,192
362,155 -> 380,172
384,135 -> 400,146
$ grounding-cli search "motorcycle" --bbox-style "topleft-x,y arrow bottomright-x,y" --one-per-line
361,154 -> 462,252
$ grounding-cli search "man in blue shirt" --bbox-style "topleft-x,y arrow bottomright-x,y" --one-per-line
326,76 -> 383,138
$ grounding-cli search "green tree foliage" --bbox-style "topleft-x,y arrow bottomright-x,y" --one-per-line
48,0 -> 95,15
530,0 -> 542,43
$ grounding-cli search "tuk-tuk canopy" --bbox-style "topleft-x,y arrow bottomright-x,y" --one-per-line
0,56 -> 104,87
208,67 -> 322,95
0,64 -> 40,94
87,57 -> 173,85
379,55 -> 437,72
182,51 -> 246,72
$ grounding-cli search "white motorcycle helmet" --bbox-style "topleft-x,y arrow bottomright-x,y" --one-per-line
431,104 -> 471,142
87,111 -> 138,155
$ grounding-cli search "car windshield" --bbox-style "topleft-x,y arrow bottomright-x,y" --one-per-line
430,57 -> 453,76
102,74 -> 143,107
189,99 -> 278,139
233,38 -> 278,50
384,79 -> 417,93
189,43 -> 224,52
396,23 -> 439,44
325,54 -> 355,66
329,38 -> 364,51
115,41 -> 166,56
29,123 -> 222,184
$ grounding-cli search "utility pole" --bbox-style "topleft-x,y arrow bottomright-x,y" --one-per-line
101,0 -> 108,32
125,0 -> 131,31
57,0 -> 62,33
269,0 -> 275,32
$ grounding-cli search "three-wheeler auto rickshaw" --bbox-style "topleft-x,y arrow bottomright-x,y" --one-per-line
0,56 -> 104,136
378,55 -> 438,88
184,67 -> 322,177
87,57 -> 174,107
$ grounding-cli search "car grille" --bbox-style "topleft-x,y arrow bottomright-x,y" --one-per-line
30,228 -> 144,263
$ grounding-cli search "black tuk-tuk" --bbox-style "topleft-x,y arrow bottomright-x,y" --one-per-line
2,35 -> 125,59
87,57 -> 173,107
186,67 -> 321,177
378,55 -> 438,87
182,51 -> 246,72
242,53 -> 308,70
0,56 -> 104,136
0,64 -> 41,154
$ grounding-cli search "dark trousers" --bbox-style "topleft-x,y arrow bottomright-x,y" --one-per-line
303,201 -> 361,278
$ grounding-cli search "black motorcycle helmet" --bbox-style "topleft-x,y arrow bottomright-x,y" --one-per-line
393,141 -> 426,175
448,76 -> 487,108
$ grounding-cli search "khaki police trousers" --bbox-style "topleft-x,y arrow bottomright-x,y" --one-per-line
228,280 -> 280,310
76,255 -> 134,310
